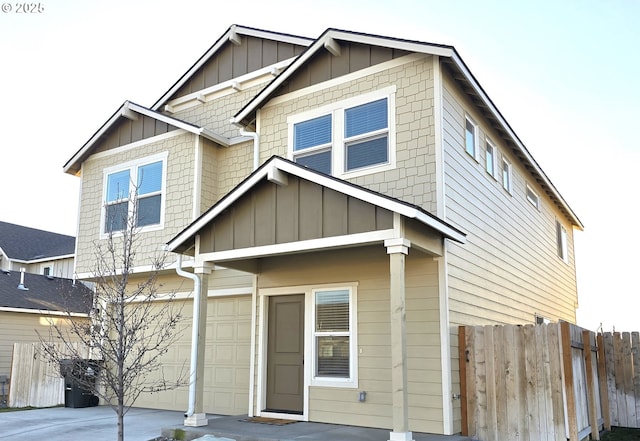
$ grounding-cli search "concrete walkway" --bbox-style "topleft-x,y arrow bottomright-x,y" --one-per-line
0,406 -> 469,441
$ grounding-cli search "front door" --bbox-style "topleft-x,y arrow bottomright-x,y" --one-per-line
265,294 -> 304,414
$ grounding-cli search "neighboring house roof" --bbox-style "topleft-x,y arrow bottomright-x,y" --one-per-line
230,28 -> 583,230
63,101 -> 250,175
0,221 -> 75,262
151,24 -> 314,111
0,271 -> 92,315
167,156 -> 466,254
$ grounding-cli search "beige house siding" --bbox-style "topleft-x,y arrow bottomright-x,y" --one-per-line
255,246 -> 443,433
0,311 -> 84,378
75,132 -> 196,275
258,55 -> 439,215
441,72 -> 578,327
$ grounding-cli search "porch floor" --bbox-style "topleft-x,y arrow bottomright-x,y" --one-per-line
162,415 -> 470,441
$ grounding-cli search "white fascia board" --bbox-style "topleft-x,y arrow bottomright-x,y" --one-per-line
198,229 -> 397,263
232,29 -> 455,125
0,306 -> 88,317
9,254 -> 75,265
237,26 -> 313,47
449,52 -> 583,229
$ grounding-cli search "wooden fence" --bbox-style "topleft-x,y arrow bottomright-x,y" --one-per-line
459,322 -> 608,441
9,342 -> 89,408
601,332 -> 640,428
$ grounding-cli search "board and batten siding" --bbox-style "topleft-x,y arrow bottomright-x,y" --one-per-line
256,246 -> 444,434
257,54 -> 439,215
75,132 -> 196,275
441,72 -> 578,327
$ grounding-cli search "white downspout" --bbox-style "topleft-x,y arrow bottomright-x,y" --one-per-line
175,254 -> 200,417
240,129 -> 259,171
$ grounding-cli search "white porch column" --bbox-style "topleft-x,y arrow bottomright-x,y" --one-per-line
184,263 -> 211,427
385,238 -> 414,441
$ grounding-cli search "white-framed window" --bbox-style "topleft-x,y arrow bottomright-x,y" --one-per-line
465,115 -> 478,160
501,157 -> 512,193
485,138 -> 496,177
311,286 -> 357,387
556,220 -> 568,263
101,152 -> 167,236
526,185 -> 540,209
289,87 -> 396,179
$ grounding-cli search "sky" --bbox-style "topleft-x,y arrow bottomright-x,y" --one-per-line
1,0 -> 638,332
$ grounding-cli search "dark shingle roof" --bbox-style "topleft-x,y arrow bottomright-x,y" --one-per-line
0,270 -> 92,314
0,221 -> 75,261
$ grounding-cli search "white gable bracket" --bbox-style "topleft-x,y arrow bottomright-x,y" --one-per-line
324,37 -> 341,56
121,107 -> 139,121
267,165 -> 288,186
229,28 -> 242,46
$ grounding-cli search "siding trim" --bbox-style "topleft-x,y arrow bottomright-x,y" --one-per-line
437,252 -> 454,434
433,55 -> 446,219
0,306 -> 88,317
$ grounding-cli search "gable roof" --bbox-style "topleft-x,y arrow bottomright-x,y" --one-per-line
167,156 -> 466,254
230,28 -> 583,230
0,271 -> 92,315
0,221 -> 75,262
151,24 -> 313,111
63,101 -> 248,175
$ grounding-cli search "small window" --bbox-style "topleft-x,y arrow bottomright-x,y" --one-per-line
501,158 -> 512,193
293,114 -> 333,175
465,116 -> 478,159
526,185 -> 540,209
556,221 -> 568,262
312,287 -> 357,387
103,154 -> 166,235
344,98 -> 389,172
485,138 -> 496,177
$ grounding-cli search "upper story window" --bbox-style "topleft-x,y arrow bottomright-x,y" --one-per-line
485,138 -> 496,177
501,157 -> 512,193
465,115 -> 478,160
556,220 -> 568,263
102,153 -> 167,236
289,87 -> 395,179
526,185 -> 540,209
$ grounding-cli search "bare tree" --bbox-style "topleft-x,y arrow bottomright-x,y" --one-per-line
40,198 -> 186,441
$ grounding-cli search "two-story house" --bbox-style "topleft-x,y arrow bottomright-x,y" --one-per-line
63,25 -> 582,439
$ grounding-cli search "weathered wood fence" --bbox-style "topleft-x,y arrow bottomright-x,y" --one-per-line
460,323 -> 640,441
9,342 -> 89,408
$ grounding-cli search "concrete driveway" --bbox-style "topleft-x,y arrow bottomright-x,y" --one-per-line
0,406 -> 184,441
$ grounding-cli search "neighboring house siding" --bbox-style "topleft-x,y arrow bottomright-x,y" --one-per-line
7,257 -> 74,279
256,247 -> 443,434
75,132 -> 196,275
441,72 -> 578,327
0,311 -> 84,378
258,54 -> 439,214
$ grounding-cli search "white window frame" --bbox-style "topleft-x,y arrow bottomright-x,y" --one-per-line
501,157 -> 512,193
556,220 -> 569,263
288,87 -> 396,179
310,285 -> 358,388
526,184 -> 540,209
100,152 -> 168,239
485,137 -> 497,178
465,115 -> 479,160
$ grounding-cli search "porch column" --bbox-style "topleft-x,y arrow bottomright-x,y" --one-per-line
184,264 -> 211,427
385,238 -> 414,441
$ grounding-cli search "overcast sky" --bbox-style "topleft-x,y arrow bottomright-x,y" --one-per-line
1,0 -> 638,332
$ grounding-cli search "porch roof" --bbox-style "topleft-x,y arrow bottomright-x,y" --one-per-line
167,156 -> 466,262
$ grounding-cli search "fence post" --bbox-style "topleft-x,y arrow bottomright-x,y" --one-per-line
458,326 -> 468,436
561,321 -> 578,440
583,330 -> 600,440
596,333 -> 611,431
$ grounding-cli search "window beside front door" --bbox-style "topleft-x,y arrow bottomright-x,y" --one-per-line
311,287 -> 357,387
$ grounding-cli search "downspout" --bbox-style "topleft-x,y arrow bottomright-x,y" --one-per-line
175,254 -> 200,418
239,129 -> 259,171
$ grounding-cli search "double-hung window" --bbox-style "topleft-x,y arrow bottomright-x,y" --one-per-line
312,287 -> 357,387
485,138 -> 496,177
290,87 -> 395,178
465,116 -> 478,159
501,158 -> 512,193
103,153 -> 167,235
556,221 -> 568,263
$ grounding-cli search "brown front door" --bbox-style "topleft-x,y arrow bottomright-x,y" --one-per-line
265,294 -> 304,414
